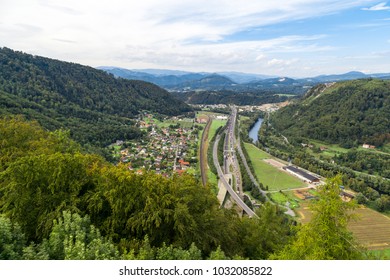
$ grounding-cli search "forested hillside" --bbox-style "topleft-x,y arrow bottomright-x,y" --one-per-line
271,79 -> 390,147
172,90 -> 288,105
0,117 -> 295,260
0,47 -> 192,146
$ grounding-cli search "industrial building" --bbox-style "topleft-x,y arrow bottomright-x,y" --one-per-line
283,165 -> 320,183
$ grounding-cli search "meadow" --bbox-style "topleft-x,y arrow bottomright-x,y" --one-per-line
243,143 -> 305,191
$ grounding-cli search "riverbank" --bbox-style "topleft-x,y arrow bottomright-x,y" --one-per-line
248,118 -> 263,144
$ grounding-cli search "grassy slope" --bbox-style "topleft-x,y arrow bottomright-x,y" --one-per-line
307,139 -> 390,158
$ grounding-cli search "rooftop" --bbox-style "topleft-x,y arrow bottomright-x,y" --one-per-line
283,165 -> 319,182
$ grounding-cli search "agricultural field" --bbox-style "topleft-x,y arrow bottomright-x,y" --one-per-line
142,114 -> 196,129
243,143 -> 305,191
348,207 -> 390,251
297,203 -> 390,252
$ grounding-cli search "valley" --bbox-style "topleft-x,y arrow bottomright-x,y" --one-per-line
194,98 -> 390,258
1,47 -> 390,260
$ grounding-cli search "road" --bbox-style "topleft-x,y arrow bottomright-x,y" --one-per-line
209,106 -> 294,217
235,117 -> 268,200
225,106 -> 242,194
213,108 -> 256,218
229,106 -> 296,216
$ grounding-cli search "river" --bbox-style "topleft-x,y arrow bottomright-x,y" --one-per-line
248,118 -> 263,144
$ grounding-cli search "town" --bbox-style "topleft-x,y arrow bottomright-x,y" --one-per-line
109,113 -> 201,176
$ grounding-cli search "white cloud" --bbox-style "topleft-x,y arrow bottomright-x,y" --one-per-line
255,54 -> 267,61
267,58 -> 299,67
115,35 -> 324,66
267,58 -> 286,66
362,2 -> 390,11
0,0 -> 384,76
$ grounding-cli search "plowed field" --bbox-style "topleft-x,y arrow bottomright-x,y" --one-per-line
297,203 -> 390,250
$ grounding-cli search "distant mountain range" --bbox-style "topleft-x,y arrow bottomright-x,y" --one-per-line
99,67 -> 390,94
302,71 -> 390,83
98,67 -> 274,84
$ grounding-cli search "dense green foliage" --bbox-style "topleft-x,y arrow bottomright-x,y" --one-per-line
217,132 -> 226,167
0,215 -> 26,260
0,117 -> 294,259
0,47 -> 192,146
334,149 -> 390,178
207,126 -> 222,178
24,211 -> 120,260
172,90 -> 288,106
271,79 -> 390,147
272,176 -> 367,260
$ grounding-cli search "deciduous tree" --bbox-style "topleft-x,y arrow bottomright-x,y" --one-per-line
272,175 -> 366,260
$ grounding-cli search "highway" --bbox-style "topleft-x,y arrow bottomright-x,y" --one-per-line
224,106 -> 242,194
211,106 -> 300,217
213,107 -> 256,217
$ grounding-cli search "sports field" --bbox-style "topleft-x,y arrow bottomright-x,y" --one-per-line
244,143 -> 305,191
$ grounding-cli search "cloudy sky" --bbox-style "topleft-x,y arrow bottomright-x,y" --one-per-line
1,0 -> 390,77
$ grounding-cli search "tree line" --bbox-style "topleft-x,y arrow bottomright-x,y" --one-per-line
172,90 -> 289,106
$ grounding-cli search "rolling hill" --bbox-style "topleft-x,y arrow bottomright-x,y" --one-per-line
169,74 -> 236,90
270,79 -> 390,147
0,47 -> 192,146
101,67 -> 309,93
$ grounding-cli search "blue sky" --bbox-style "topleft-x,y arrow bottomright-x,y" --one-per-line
1,0 -> 390,77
